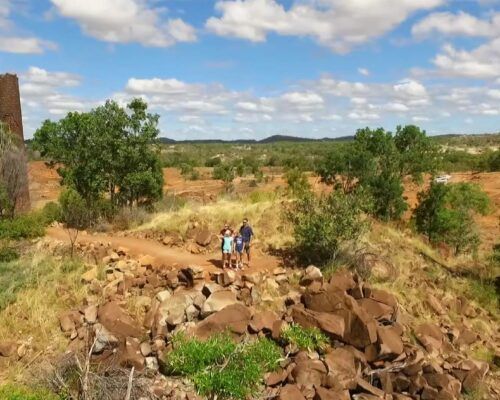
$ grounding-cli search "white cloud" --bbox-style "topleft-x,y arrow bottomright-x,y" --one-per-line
358,68 -> 370,76
0,1 -> 57,54
412,11 -> 500,38
412,116 -> 430,122
393,79 -> 428,98
50,0 -> 197,47
348,111 -> 380,121
280,91 -> 324,109
487,89 -> 500,99
206,0 -> 443,52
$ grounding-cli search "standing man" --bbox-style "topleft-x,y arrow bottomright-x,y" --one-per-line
239,218 -> 254,267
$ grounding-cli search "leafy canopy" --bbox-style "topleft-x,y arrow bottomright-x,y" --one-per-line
33,98 -> 163,208
316,125 -> 439,220
414,182 -> 490,254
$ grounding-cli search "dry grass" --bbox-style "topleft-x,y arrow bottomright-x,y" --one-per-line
136,197 -> 293,250
0,250 -> 89,382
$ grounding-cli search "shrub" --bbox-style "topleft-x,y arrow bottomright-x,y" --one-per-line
112,207 -> 151,231
285,167 -> 311,197
0,246 -> 19,262
281,323 -> 329,351
284,189 -> 369,265
41,201 -> 61,224
0,384 -> 61,400
414,182 -> 490,254
0,212 -> 47,240
154,193 -> 187,213
164,334 -> 282,399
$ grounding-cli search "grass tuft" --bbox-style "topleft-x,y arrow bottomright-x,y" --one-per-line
0,384 -> 61,400
163,334 -> 282,399
281,323 -> 330,352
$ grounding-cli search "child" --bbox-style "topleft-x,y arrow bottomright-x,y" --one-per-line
222,230 -> 234,269
234,233 -> 245,269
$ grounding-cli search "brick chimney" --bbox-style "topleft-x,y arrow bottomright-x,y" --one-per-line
0,73 -> 31,211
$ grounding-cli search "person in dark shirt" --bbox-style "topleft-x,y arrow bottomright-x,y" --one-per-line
239,218 -> 254,267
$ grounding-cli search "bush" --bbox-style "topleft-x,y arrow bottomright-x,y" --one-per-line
285,167 -> 311,197
281,323 -> 329,351
164,334 -> 282,399
0,246 -> 19,262
0,212 -> 47,240
41,201 -> 61,224
112,207 -> 151,230
0,384 -> 60,400
414,182 -> 490,254
284,189 -> 369,265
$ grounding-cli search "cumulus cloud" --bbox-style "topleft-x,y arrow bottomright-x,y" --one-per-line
206,0 -> 443,52
0,1 -> 57,54
358,68 -> 370,76
50,0 -> 197,47
412,11 -> 500,80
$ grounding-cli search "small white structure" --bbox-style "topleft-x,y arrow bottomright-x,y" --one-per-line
434,174 -> 451,184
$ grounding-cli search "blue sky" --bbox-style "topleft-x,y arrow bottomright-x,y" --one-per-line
1,0 -> 499,139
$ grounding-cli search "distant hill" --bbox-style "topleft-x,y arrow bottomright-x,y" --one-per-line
159,134 -> 354,144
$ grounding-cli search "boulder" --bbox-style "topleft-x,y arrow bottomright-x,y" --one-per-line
139,255 -> 157,268
201,290 -> 239,317
314,387 -> 350,400
98,301 -> 142,339
83,305 -> 98,324
324,348 -> 358,390
194,304 -> 251,339
120,337 -> 145,370
291,307 -> 345,340
291,359 -> 327,386
59,312 -> 76,333
0,341 -> 17,357
155,292 -> 193,328
357,298 -> 394,320
217,270 -> 236,287
279,384 -> 306,400
266,368 -> 288,386
425,294 -> 446,315
362,287 -> 397,308
249,310 -> 280,333
300,265 -> 323,286
195,229 -> 212,247
335,300 -> 378,349
377,326 -> 404,359
326,270 -> 356,292
93,323 -> 119,353
414,323 -> 444,354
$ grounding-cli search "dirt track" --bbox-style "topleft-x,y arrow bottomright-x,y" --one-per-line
47,227 -> 280,274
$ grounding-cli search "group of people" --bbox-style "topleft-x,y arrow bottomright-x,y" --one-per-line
219,218 -> 254,269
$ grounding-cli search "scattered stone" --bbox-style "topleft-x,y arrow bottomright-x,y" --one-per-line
98,301 -> 142,338
291,359 -> 327,386
300,265 -> 323,286
279,384 -> 306,400
249,310 -> 280,333
93,323 -> 119,353
83,305 -> 98,324
195,229 -> 212,247
201,290 -> 239,317
81,266 -> 98,283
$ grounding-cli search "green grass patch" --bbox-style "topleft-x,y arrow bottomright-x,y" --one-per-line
163,334 -> 282,399
281,323 -> 330,352
0,256 -> 85,311
0,384 -> 61,400
0,246 -> 19,262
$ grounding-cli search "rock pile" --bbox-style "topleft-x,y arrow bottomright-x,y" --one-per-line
55,245 -> 492,400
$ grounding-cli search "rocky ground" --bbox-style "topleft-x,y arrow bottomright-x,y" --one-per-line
1,235 -> 496,400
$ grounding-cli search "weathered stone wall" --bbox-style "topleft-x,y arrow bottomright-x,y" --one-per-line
0,73 -> 31,211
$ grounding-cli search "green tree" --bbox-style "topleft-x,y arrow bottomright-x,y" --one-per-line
414,182 -> 490,254
316,125 -> 439,221
284,189 -> 369,264
213,163 -> 235,192
33,99 -> 164,211
284,167 -> 311,197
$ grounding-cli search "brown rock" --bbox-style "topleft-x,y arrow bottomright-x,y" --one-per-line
291,307 -> 345,340
279,384 -> 306,400
358,298 -> 394,320
425,294 -> 446,315
324,348 -> 358,390
83,305 -> 98,324
326,270 -> 356,292
314,387 -> 350,400
249,310 -> 280,333
59,312 -> 76,332
415,323 -> 444,353
300,265 -> 323,286
377,326 -> 404,359
201,290 -> 239,317
363,287 -> 397,308
217,270 -> 236,287
195,229 -> 212,247
120,337 -> 145,371
0,341 -> 17,357
194,304 -> 251,339
356,377 -> 386,398
98,301 -> 142,338
266,368 -> 288,386
139,255 -> 157,268
291,359 -> 327,386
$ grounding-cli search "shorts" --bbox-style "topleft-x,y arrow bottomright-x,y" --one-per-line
223,250 -> 232,254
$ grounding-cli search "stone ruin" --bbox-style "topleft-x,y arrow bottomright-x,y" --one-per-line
0,73 -> 30,211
